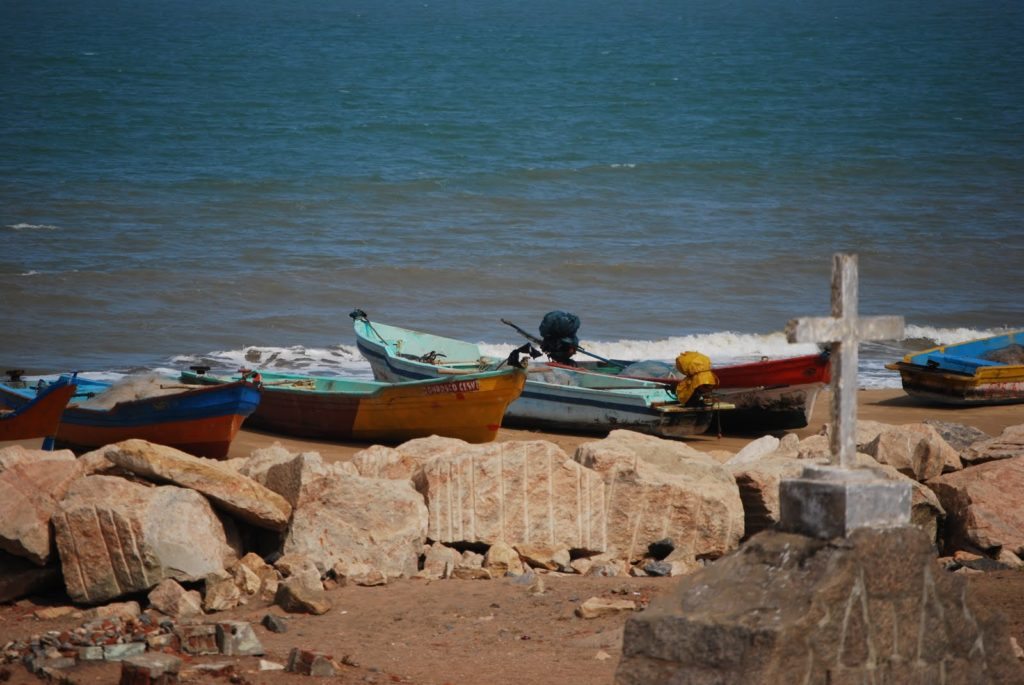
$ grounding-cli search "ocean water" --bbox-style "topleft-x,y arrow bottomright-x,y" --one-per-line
2,0 -> 1022,388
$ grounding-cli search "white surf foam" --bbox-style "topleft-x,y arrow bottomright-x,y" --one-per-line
6,223 -> 58,231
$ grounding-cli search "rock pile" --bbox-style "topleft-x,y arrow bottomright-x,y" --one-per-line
1,417 -> 1023,679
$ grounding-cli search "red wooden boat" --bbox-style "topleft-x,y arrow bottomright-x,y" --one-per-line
711,353 -> 830,432
0,375 -> 76,442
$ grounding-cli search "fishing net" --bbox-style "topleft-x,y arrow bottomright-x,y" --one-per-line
77,374 -> 184,410
530,367 -> 581,386
620,360 -> 682,379
983,344 -> 1024,365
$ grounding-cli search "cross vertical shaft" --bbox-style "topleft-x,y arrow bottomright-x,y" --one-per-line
830,254 -> 859,469
785,253 -> 905,470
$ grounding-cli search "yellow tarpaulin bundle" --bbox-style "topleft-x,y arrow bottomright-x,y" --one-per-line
673,351 -> 718,403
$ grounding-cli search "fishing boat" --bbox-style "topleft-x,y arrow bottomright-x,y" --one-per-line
497,313 -> 829,433
885,331 -> 1024,406
0,373 -> 76,442
548,353 -> 831,433
0,373 -> 260,459
350,311 -> 727,440
180,366 -> 527,444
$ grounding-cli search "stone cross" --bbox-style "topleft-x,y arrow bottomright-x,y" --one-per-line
785,253 -> 904,469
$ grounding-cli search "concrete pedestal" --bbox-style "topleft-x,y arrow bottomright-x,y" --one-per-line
779,464 -> 911,539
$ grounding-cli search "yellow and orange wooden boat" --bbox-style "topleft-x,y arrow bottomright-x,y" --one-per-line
0,374 -> 76,442
886,331 -> 1024,406
180,366 -> 527,444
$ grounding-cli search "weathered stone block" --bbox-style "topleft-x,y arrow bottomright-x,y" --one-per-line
54,476 -> 239,604
104,439 -> 292,530
616,527 -> 1023,684
576,430 -> 744,562
283,470 -> 426,579
423,440 -> 607,552
779,465 -> 911,538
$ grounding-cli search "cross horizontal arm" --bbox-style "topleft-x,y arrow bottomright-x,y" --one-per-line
785,315 -> 905,345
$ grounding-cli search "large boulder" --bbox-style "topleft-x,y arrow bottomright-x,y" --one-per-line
283,471 -> 427,578
927,455 -> 1024,555
862,423 -> 961,480
0,444 -> 77,474
616,526 -> 1023,684
238,446 -> 330,508
104,439 -> 292,530
0,458 -> 84,564
576,430 -> 743,563
53,475 -> 240,604
351,436 -> 472,483
420,440 -> 607,552
729,456 -> 809,537
961,425 -> 1024,467
724,436 -> 781,467
923,420 -> 990,452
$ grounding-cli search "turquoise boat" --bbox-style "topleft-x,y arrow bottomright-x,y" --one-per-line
350,311 -> 728,440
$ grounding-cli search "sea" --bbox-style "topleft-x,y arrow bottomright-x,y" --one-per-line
2,0 -> 1022,389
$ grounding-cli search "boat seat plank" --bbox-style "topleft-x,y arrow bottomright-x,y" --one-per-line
921,353 -> 1001,375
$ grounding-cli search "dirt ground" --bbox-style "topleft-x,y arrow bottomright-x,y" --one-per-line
1,564 -> 1021,685
1,389 -> 1022,684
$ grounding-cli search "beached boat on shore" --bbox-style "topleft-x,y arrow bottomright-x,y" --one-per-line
0,374 -> 260,459
549,352 -> 830,433
0,374 -> 76,443
351,312 -> 727,439
180,366 -> 526,444
885,331 -> 1024,406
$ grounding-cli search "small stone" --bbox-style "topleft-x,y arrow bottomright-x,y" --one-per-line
452,566 -> 492,580
174,623 -> 219,656
286,647 -> 338,677
33,606 -> 78,620
103,642 -> 146,661
85,601 -> 141,622
216,621 -> 264,656
643,561 -> 672,577
261,614 -> 288,633
575,597 -> 637,619
351,569 -> 388,587
118,652 -> 182,684
146,633 -> 180,653
275,576 -> 332,615
260,659 -> 285,671
77,645 -> 104,661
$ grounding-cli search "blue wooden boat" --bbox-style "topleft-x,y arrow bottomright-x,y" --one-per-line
0,374 -> 261,459
350,312 -> 727,439
885,331 -> 1024,406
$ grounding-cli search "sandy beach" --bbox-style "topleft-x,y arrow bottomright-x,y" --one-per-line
1,389 -> 1022,685
221,388 -> 1024,465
